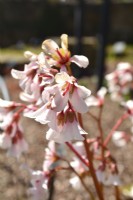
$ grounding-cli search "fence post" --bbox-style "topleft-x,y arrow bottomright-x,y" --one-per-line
96,0 -> 111,90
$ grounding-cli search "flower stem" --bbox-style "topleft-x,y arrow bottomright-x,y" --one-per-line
65,142 -> 89,168
114,186 -> 121,200
97,106 -> 104,161
104,112 -> 129,147
77,113 -> 104,200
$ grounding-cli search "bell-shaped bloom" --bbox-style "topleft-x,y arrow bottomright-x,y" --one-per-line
42,34 -> 89,69
0,112 -> 28,159
46,108 -> 87,143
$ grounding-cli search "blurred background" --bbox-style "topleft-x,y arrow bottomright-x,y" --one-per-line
1,0 -> 133,80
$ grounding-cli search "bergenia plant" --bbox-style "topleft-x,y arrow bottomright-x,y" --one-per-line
1,34 -> 133,200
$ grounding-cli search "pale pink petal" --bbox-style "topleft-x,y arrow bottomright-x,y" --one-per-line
85,96 -> 99,107
70,88 -> 89,113
46,121 -> 85,143
61,34 -> 68,50
0,134 -> 12,149
45,85 -> 69,111
0,98 -> 14,107
42,39 -> 59,55
24,51 -> 37,61
52,90 -> 69,112
20,92 -> 35,102
55,72 -> 70,84
70,55 -> 89,68
76,84 -> 91,99
97,87 -> 107,99
11,69 -> 26,79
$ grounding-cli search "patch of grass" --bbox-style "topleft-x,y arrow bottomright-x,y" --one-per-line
0,45 -> 41,63
106,44 -> 133,64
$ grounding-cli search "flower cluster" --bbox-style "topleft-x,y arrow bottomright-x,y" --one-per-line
11,34 -> 90,144
105,62 -> 133,102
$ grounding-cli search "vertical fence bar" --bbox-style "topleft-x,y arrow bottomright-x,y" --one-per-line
73,0 -> 84,77
96,0 -> 111,90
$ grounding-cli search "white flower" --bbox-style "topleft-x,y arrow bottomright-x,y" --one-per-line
43,141 -> 60,172
42,34 -> 89,69
52,72 -> 91,113
0,112 -> 28,159
46,119 -> 86,143
46,107 -> 87,143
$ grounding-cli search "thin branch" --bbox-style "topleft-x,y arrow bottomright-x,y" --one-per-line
104,112 -> 129,147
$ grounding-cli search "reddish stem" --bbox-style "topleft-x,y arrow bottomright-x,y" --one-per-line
97,106 -> 105,161
77,113 -> 104,200
65,142 -> 89,168
104,112 -> 129,147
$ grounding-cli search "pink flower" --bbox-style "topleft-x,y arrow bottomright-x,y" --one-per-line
45,72 -> 91,113
43,141 -> 61,172
0,112 -> 28,158
46,108 -> 87,143
11,52 -> 54,96
105,62 -> 133,102
42,34 -> 89,70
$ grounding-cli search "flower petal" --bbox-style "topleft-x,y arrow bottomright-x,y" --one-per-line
11,69 -> 26,79
61,34 -> 68,50
42,39 -> 59,55
70,88 -> 89,113
70,55 -> 89,68
46,121 -> 85,143
55,72 -> 70,84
